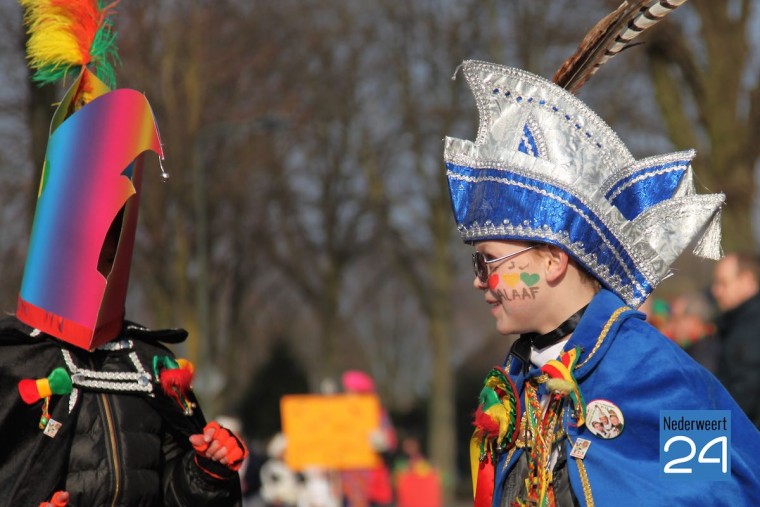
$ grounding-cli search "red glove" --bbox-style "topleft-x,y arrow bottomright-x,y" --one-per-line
39,491 -> 68,507
190,421 -> 248,474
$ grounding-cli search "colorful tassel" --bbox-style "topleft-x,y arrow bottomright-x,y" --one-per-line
153,355 -> 196,415
540,346 -> 586,426
470,366 -> 521,505
19,0 -> 121,89
475,367 -> 521,447
18,367 -> 73,404
521,378 -> 565,507
18,367 -> 72,430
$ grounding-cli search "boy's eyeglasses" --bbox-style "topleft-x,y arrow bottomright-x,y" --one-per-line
472,245 -> 538,284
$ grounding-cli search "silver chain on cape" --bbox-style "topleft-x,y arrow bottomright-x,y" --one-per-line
60,339 -> 154,413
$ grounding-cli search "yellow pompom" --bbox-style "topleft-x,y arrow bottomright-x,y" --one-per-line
545,378 -> 574,395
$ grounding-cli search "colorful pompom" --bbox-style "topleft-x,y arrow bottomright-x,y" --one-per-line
18,367 -> 73,404
153,355 -> 196,415
470,366 -> 521,507
541,346 -> 587,426
473,367 -> 520,448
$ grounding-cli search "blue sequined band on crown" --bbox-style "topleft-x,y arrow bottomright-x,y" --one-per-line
605,159 -> 690,220
446,162 -> 653,306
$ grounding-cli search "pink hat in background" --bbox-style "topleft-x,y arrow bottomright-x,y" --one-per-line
342,370 -> 375,393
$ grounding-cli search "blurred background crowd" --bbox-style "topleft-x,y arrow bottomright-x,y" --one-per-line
220,369 -> 444,507
643,252 -> 760,429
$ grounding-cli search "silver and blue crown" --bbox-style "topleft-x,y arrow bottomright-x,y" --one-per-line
445,61 -> 724,307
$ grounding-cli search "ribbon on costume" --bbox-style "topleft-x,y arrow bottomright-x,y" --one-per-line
540,346 -> 586,426
469,366 -> 521,507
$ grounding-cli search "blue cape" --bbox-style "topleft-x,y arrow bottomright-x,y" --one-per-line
493,290 -> 760,506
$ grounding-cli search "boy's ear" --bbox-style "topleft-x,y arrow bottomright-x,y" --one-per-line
543,244 -> 570,283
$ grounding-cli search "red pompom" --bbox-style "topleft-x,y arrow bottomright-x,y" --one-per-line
159,367 -> 193,396
473,406 -> 500,438
18,379 -> 41,404
50,491 -> 69,507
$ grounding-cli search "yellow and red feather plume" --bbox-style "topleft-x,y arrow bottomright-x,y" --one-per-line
19,0 -> 120,90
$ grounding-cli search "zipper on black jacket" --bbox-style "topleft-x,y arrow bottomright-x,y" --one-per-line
100,392 -> 122,507
89,354 -> 122,507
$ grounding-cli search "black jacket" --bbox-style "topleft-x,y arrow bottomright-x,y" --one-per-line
716,292 -> 760,427
0,317 -> 241,506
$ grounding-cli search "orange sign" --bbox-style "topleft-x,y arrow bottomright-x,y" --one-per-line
280,394 -> 381,471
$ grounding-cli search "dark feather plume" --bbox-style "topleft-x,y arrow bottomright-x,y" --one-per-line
553,0 -> 689,93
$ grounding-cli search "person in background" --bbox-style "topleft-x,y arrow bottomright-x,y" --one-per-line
711,252 -> 760,426
259,434 -> 301,507
340,370 -> 396,507
393,435 -> 441,507
638,296 -> 670,332
664,291 -> 720,373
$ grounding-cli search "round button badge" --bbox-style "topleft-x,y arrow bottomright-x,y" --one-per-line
585,399 -> 624,439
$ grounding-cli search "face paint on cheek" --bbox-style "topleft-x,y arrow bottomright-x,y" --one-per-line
501,273 -> 520,287
488,273 -> 500,290
495,287 -> 541,302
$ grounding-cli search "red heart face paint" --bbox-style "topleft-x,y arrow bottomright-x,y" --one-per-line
488,273 -> 500,290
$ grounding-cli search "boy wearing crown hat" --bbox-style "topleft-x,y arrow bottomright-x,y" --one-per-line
447,55 -> 760,507
0,2 -> 246,505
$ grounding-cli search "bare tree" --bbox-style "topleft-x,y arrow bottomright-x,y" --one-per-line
359,0 -> 630,498
116,1 -> 293,410
0,3 -> 57,314
646,0 -> 760,250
